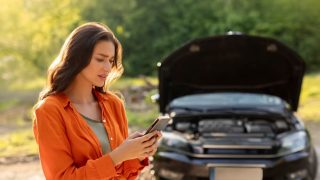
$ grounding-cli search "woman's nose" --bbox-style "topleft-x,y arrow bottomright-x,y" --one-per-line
104,61 -> 112,71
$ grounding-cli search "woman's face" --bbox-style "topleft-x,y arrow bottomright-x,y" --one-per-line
79,40 -> 115,87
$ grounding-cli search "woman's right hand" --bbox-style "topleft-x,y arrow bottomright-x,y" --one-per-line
109,130 -> 158,165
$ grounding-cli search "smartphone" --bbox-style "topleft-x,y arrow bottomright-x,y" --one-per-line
144,115 -> 171,135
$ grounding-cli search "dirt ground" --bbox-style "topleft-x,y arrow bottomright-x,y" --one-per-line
1,121 -> 320,180
0,157 -> 155,180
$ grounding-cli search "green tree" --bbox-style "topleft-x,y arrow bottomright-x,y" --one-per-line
80,0 -> 320,75
0,0 -> 81,88
1,0 -> 319,80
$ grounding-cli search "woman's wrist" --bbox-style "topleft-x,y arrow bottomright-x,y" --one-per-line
109,148 -> 126,166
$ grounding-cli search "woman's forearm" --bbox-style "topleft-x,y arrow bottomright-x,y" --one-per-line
109,147 -> 126,166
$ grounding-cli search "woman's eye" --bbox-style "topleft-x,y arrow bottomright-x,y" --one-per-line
96,58 -> 104,62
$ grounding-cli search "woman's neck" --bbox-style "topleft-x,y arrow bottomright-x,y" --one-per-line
64,76 -> 96,104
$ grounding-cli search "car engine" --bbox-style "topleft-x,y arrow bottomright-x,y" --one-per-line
163,116 -> 293,157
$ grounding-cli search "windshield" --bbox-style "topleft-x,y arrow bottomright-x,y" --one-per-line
169,93 -> 286,108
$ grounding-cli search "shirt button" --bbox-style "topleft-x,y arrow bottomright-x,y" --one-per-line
102,119 -> 106,123
110,137 -> 113,141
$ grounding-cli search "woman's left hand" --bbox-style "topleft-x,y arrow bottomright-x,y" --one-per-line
138,131 -> 162,161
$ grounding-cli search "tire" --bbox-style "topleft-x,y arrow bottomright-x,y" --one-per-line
308,147 -> 318,180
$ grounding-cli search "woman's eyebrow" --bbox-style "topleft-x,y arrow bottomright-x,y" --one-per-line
97,53 -> 114,59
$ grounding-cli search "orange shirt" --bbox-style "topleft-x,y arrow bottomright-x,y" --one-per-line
33,90 -> 148,180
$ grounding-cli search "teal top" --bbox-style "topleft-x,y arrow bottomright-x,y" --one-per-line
81,115 -> 111,154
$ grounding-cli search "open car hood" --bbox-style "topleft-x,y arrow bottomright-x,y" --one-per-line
158,34 -> 305,113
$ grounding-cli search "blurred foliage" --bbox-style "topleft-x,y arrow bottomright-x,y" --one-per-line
0,0 -> 82,88
110,76 -> 157,90
1,0 -> 320,82
80,0 -> 320,75
0,129 -> 38,157
0,99 -> 18,111
126,107 -> 159,129
298,73 -> 320,121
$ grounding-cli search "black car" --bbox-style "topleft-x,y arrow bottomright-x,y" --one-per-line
152,34 -> 318,180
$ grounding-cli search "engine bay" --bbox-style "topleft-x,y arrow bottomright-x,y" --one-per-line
161,115 -> 295,156
170,115 -> 292,140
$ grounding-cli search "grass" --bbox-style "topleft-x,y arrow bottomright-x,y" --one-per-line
0,129 -> 38,157
0,99 -> 19,111
298,73 -> 320,121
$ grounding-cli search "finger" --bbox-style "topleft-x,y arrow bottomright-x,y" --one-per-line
151,143 -> 159,155
157,131 -> 162,138
156,135 -> 161,141
145,142 -> 157,152
142,137 -> 156,148
148,147 -> 157,156
139,131 -> 158,142
149,149 -> 156,156
148,130 -> 158,138
129,131 -> 144,139
139,150 -> 149,157
145,145 -> 157,156
138,136 -> 157,148
144,145 -> 154,153
145,150 -> 151,156
154,131 -> 162,140
147,136 -> 157,144
153,137 -> 158,145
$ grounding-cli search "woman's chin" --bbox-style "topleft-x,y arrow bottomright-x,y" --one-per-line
93,82 -> 105,88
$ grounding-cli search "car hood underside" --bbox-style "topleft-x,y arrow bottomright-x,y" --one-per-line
158,35 -> 305,112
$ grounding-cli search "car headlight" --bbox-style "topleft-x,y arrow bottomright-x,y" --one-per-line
278,131 -> 308,155
160,132 -> 191,152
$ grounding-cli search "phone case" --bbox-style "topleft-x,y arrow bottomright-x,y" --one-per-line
145,116 -> 171,135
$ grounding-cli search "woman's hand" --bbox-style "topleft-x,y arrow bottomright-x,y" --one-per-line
109,130 -> 162,165
138,131 -> 162,161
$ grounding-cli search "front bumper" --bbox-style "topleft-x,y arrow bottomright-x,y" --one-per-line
153,149 -> 314,180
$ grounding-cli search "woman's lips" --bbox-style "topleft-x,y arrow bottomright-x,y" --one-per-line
98,75 -> 107,80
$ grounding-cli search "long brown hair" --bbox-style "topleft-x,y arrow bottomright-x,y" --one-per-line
39,22 -> 123,100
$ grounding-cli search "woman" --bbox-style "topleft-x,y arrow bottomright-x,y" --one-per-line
33,22 -> 161,179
